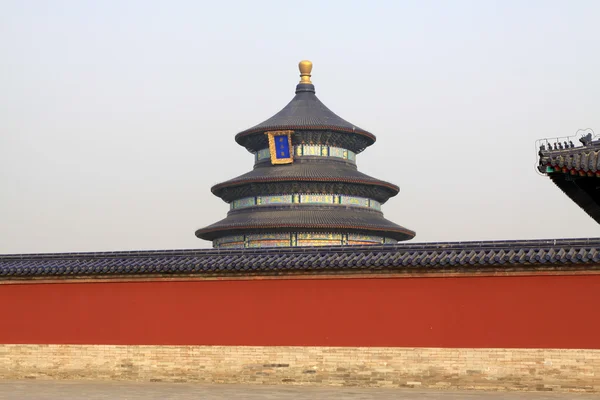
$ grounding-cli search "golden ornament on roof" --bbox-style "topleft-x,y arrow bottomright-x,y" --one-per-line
298,60 -> 312,84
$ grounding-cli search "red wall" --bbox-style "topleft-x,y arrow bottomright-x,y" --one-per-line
1,274 -> 599,349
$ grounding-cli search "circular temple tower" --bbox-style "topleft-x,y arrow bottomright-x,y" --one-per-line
195,61 -> 416,248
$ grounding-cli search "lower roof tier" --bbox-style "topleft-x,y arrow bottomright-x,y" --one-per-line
195,206 -> 416,242
211,162 -> 399,203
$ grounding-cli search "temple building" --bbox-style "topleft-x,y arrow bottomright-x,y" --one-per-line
195,61 -> 415,248
538,132 -> 600,224
1,61 -> 599,393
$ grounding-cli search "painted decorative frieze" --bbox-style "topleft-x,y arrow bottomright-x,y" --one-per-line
230,194 -> 382,211
255,145 -> 356,164
213,232 -> 398,249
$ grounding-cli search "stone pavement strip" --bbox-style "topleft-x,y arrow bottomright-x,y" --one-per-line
0,381 -> 598,400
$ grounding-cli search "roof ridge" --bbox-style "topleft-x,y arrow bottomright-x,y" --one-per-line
3,238 -> 600,260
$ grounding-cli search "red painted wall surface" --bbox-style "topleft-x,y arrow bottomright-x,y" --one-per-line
1,274 -> 599,348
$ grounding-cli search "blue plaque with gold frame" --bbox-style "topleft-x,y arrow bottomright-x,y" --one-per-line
265,130 -> 294,164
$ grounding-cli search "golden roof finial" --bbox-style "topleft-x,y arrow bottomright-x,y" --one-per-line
298,60 -> 312,84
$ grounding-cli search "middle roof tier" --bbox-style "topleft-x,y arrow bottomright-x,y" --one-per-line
211,161 -> 400,203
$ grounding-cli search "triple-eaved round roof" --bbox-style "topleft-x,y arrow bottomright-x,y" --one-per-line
196,60 -> 416,247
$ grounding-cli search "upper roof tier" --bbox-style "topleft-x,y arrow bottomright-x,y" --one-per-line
235,61 -> 376,153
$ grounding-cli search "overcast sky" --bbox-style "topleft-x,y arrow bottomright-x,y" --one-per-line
1,0 -> 599,254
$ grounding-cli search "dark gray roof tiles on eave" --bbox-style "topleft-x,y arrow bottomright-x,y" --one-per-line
539,144 -> 600,223
547,173 -> 600,224
1,238 -> 600,279
211,163 -> 400,201
234,86 -> 376,148
539,144 -> 600,174
195,207 -> 416,241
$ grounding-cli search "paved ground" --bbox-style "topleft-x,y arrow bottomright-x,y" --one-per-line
0,380 -> 597,400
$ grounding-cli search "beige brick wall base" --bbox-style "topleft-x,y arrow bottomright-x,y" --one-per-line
0,345 -> 599,392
